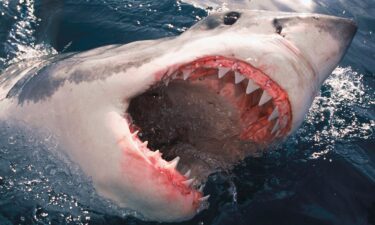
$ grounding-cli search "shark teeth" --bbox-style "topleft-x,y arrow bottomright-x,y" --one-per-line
234,72 -> 246,84
182,178 -> 195,187
149,149 -> 161,157
271,120 -> 280,134
199,195 -> 210,202
139,61 -> 289,197
183,70 -> 190,80
268,108 -> 279,121
218,67 -> 231,78
184,169 -> 191,178
131,130 -> 139,138
141,141 -> 148,147
258,91 -> 272,106
166,156 -> 180,169
246,79 -> 260,94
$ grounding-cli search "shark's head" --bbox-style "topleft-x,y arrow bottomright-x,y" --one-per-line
2,10 -> 356,222
138,10 -> 356,142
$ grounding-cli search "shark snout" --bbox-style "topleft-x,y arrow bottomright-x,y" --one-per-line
323,16 -> 357,46
276,14 -> 357,84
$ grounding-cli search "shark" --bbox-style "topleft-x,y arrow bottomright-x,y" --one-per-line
0,9 -> 356,222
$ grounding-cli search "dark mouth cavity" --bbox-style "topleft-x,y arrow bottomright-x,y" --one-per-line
127,56 -> 292,180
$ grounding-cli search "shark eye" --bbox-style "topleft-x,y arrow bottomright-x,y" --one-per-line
273,19 -> 283,35
224,11 -> 241,25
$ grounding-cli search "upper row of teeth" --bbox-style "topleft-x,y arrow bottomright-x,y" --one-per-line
177,66 -> 284,134
180,67 -> 273,106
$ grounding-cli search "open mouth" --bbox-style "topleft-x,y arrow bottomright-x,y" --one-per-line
121,55 -> 291,209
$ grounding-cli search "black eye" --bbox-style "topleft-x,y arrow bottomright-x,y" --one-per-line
273,19 -> 283,34
224,11 -> 241,25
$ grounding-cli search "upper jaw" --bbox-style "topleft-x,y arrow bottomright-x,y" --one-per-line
142,34 -> 311,136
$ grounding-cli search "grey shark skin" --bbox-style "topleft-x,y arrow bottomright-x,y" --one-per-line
0,10 -> 356,222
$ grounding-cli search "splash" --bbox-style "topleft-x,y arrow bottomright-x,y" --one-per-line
0,0 -> 56,70
304,67 -> 373,144
290,66 -> 374,179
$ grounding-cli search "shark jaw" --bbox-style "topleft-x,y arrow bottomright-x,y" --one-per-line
105,55 -> 292,221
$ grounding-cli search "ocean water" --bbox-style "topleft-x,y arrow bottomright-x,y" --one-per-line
0,0 -> 374,224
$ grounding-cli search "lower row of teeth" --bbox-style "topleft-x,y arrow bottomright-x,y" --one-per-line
131,132 -> 210,203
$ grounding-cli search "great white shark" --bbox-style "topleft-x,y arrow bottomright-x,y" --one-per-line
0,9 -> 356,222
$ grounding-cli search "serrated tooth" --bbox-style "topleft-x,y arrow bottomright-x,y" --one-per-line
198,186 -> 204,192
141,141 -> 148,147
166,156 -> 180,169
258,91 -> 272,106
279,119 -> 287,129
268,107 -> 279,121
184,169 -> 191,177
132,131 -> 139,138
199,195 -> 210,202
218,67 -> 230,78
183,70 -> 190,80
271,120 -> 280,134
150,150 -> 161,157
234,72 -> 245,84
246,79 -> 260,94
182,178 -> 195,187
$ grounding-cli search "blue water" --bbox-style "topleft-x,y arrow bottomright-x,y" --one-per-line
0,0 -> 374,224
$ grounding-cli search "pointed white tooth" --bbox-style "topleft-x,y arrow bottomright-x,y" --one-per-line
167,156 -> 180,169
199,195 -> 210,202
268,108 -> 279,121
246,79 -> 260,94
234,72 -> 245,84
183,70 -> 190,80
132,131 -> 139,137
141,141 -> 148,147
258,91 -> 272,106
279,119 -> 287,130
271,120 -> 280,134
184,169 -> 191,177
198,186 -> 204,192
182,178 -> 195,187
151,150 -> 160,156
218,67 -> 230,78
